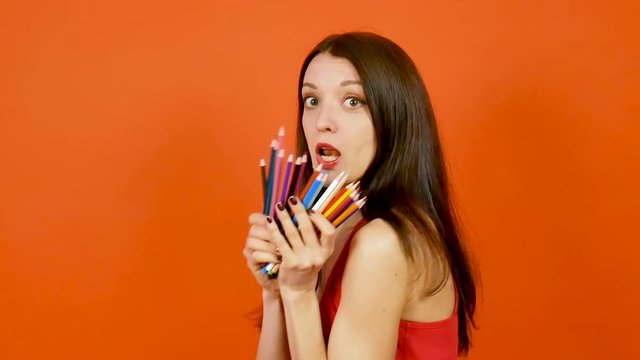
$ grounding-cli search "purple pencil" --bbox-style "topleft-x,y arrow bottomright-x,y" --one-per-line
294,152 -> 308,196
279,154 -> 294,203
287,156 -> 302,199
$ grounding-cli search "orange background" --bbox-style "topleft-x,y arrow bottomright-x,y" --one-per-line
1,1 -> 639,359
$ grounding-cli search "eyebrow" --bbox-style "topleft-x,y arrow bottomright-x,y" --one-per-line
302,80 -> 362,89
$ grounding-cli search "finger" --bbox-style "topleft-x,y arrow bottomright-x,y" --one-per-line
249,250 -> 281,266
248,213 -> 268,226
264,216 -> 295,258
275,201 -> 305,252
249,225 -> 272,241
288,196 -> 320,249
245,236 -> 277,254
308,211 -> 337,252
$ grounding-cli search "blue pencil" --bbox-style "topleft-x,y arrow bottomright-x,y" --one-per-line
303,173 -> 327,209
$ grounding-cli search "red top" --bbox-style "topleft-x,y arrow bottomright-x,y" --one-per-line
319,218 -> 459,360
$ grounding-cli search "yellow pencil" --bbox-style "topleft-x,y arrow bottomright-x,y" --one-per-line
323,181 -> 357,219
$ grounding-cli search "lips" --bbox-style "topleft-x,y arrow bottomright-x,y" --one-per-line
315,142 -> 341,170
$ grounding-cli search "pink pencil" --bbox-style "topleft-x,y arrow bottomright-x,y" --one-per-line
270,149 -> 284,216
277,127 -> 285,152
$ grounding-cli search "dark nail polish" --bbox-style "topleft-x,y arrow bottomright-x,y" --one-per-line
288,196 -> 298,205
266,216 -> 273,224
276,202 -> 285,211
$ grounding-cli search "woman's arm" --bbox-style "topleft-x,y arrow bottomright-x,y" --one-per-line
327,219 -> 408,359
267,200 -> 408,359
257,290 -> 291,360
242,212 -> 290,359
280,288 -> 326,360
264,199 -> 337,360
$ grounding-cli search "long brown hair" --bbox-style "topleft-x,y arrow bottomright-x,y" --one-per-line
295,32 -> 479,356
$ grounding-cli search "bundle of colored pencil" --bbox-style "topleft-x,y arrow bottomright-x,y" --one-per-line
259,127 -> 367,277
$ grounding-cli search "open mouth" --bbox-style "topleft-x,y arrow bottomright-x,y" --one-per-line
315,143 -> 341,169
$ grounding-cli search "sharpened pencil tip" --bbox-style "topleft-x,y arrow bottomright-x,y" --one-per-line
278,127 -> 285,135
260,159 -> 265,166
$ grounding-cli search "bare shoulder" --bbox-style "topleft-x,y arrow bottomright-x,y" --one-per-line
345,218 -> 409,289
351,218 -> 405,260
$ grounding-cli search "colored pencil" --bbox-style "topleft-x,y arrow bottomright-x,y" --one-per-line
294,153 -> 308,196
262,262 -> 275,274
328,190 -> 359,222
303,173 -> 327,209
269,149 -> 284,217
312,172 -> 346,212
332,198 -> 366,227
279,154 -> 294,204
286,156 -> 302,199
264,140 -> 277,215
277,127 -> 285,154
318,173 -> 348,213
323,182 -> 358,218
267,263 -> 280,277
321,186 -> 347,214
260,159 -> 267,203
299,164 -> 323,200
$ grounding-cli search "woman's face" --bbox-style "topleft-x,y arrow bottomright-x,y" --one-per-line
301,53 -> 376,183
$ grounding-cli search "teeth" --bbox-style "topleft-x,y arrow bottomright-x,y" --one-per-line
321,155 -> 339,162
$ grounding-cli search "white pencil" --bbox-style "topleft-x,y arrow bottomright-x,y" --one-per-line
312,171 -> 347,212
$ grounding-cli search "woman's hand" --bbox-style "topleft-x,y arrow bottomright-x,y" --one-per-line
266,196 -> 337,296
243,212 -> 282,295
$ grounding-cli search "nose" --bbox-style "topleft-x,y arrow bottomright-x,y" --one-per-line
315,102 -> 338,133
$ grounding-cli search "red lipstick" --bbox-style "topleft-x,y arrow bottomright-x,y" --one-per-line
315,143 -> 341,170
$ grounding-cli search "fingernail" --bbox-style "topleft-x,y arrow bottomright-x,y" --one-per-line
276,202 -> 285,211
266,216 -> 273,224
307,209 -> 315,215
288,196 -> 298,205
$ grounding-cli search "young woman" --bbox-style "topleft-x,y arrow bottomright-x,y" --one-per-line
243,32 -> 478,359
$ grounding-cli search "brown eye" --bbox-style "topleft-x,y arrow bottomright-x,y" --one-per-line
304,96 -> 318,107
345,97 -> 363,108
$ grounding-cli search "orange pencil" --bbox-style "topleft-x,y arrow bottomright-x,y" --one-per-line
332,198 -> 366,227
298,164 -> 323,200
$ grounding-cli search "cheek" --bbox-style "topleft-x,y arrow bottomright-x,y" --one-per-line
352,136 -> 376,169
361,122 -> 376,161
301,119 -> 313,145
361,142 -> 376,167
301,118 -> 316,166
302,112 -> 314,138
